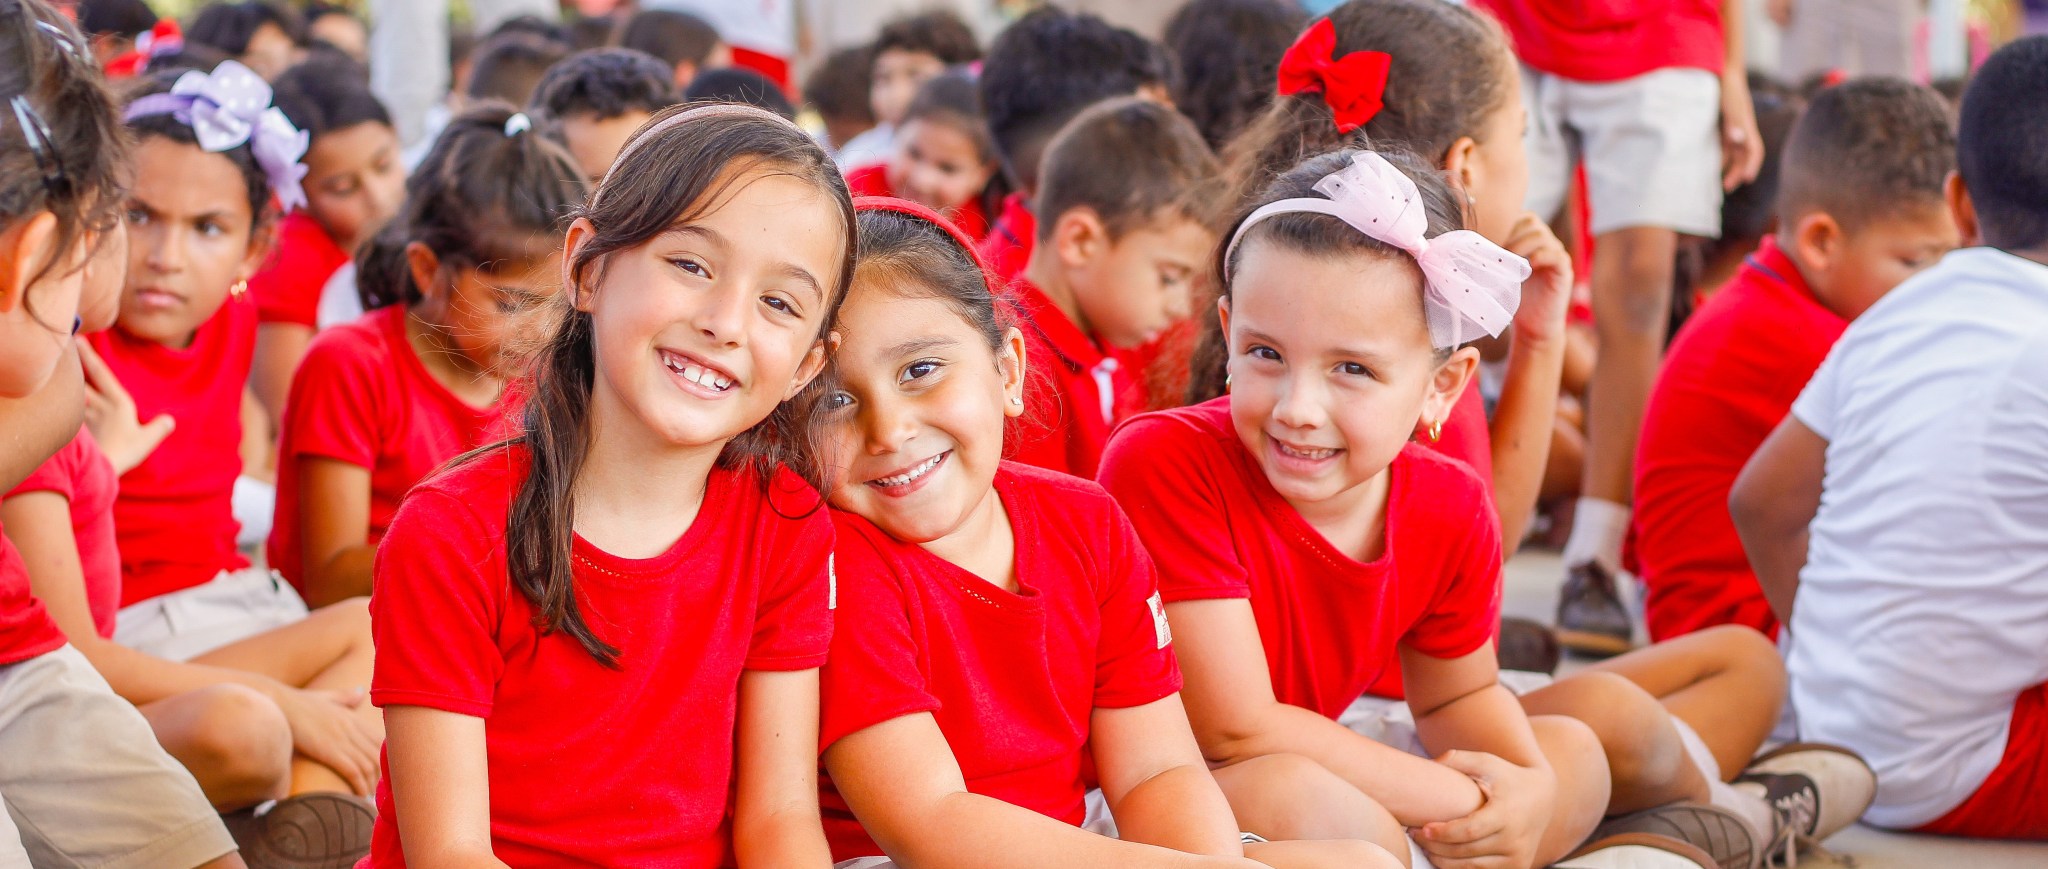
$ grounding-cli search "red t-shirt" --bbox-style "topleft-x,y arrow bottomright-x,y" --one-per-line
1473,0 -> 1724,83
365,445 -> 834,869
0,533 -> 63,666
87,297 -> 256,606
1633,237 -> 1841,642
250,212 -> 349,329
8,427 -> 120,637
978,192 -> 1036,290
817,463 -> 1182,860
268,306 -> 518,591
845,162 -> 992,242
1099,398 -> 1503,720
1007,280 -> 1146,480
1424,383 -> 1494,493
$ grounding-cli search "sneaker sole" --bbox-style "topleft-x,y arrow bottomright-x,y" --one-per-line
1563,832 -> 1720,868
1592,803 -> 1757,869
247,793 -> 374,869
1555,627 -> 1637,657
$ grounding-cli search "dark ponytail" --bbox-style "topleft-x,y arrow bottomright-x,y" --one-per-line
501,104 -> 856,667
357,102 -> 587,311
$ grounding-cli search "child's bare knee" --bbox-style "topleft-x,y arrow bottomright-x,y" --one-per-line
180,684 -> 292,801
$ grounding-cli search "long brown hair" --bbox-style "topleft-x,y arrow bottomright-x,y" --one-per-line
1,0 -> 127,300
503,103 -> 856,667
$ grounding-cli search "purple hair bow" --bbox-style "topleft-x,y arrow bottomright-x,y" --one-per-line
124,60 -> 310,213
1224,151 -> 1529,349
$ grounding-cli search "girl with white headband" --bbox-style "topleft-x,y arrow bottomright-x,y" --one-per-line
366,103 -> 854,868
1101,149 -> 1772,869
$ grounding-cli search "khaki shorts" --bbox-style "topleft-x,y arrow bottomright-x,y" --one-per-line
114,566 -> 309,663
0,645 -> 236,869
1521,65 -> 1725,238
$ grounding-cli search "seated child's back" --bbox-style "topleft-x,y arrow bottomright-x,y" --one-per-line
1634,77 -> 1957,642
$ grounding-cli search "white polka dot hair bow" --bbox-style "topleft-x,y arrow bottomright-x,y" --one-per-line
1224,150 -> 1530,349
124,60 -> 311,214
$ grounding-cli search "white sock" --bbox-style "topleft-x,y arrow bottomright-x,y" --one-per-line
1563,497 -> 1630,572
1674,717 -> 1777,838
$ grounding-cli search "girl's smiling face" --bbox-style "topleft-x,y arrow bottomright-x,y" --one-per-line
888,117 -> 995,216
120,137 -> 267,348
1222,239 -> 1473,517
818,276 -> 1025,546
574,162 -> 845,450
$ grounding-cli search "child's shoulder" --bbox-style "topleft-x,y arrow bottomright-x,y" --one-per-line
1105,397 -> 1235,459
1395,442 -> 1493,518
298,307 -> 403,373
404,442 -> 527,527
996,460 -> 1128,524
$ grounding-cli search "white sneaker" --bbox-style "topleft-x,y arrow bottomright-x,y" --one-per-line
1554,833 -> 1716,869
1735,742 -> 1878,866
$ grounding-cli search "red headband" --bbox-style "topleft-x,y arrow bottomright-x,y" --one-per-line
1277,18 -> 1391,134
852,195 -> 1000,289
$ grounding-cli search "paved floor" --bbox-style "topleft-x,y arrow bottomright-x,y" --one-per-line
1502,549 -> 2048,867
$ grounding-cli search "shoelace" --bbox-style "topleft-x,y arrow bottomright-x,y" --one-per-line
1760,788 -> 1855,869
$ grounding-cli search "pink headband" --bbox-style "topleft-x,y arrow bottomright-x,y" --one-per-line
1223,151 -> 1527,349
595,103 -> 803,205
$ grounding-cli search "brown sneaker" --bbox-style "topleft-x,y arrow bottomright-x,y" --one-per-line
1499,616 -> 1563,675
1589,802 -> 1759,869
1556,561 -> 1636,657
223,792 -> 374,869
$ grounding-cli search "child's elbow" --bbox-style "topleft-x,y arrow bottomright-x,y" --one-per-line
1728,468 -> 1772,539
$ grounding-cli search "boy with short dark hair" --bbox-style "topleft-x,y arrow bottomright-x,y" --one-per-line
832,11 -> 982,181
1636,77 -> 1958,644
1734,36 -> 2048,839
975,7 -> 1174,285
465,32 -> 568,109
804,45 -> 878,167
1010,97 -> 1220,479
618,8 -> 725,91
529,48 -> 680,181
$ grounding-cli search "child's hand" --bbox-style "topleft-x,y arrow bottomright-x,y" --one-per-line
272,684 -> 384,796
1504,213 -> 1572,350
78,343 -> 175,476
1414,749 -> 1556,869
1720,72 -> 1765,191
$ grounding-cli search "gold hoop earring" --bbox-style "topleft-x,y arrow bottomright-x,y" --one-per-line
1428,418 -> 1443,442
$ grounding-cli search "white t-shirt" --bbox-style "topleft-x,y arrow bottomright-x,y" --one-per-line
1787,246 -> 2048,829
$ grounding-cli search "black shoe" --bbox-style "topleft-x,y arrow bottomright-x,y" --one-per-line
1556,561 -> 1635,657
1498,616 -> 1562,674
223,792 -> 374,869
1589,802 -> 1758,869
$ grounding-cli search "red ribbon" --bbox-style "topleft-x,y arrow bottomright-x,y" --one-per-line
1277,18 -> 1392,134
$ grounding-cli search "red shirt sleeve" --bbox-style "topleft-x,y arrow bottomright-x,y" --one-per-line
1090,501 -> 1183,709
368,488 -> 506,717
250,215 -> 347,329
1098,417 -> 1252,603
745,478 -> 835,671
1400,457 -> 1505,660
9,429 -> 84,501
279,329 -> 383,469
818,523 -> 941,751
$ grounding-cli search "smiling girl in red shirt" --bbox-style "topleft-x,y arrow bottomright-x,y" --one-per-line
268,105 -> 586,607
366,104 -> 853,868
807,197 -> 1397,869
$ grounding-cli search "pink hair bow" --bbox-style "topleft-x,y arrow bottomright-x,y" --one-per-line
1224,151 -> 1528,349
124,60 -> 311,213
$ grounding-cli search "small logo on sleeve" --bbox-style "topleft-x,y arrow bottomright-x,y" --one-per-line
1147,591 -> 1171,649
828,553 -> 838,611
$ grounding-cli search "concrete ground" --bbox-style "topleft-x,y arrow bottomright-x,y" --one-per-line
1502,549 -> 2048,868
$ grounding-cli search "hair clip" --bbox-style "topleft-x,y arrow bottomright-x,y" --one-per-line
34,19 -> 90,63
504,112 -> 533,137
9,94 -> 68,199
124,61 -> 310,212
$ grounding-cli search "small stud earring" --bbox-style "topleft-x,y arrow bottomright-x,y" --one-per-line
230,279 -> 249,298
1466,193 -> 1477,206
1428,417 -> 1444,442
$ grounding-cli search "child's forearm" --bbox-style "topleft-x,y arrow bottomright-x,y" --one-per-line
1411,683 -> 1549,772
1490,330 -> 1569,548
1110,763 -> 1247,858
732,805 -> 831,869
904,791 -> 1251,869
305,543 -> 377,608
1215,700 -> 1484,826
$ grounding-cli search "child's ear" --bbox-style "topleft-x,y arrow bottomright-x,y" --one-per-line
1422,346 -> 1480,436
404,241 -> 443,302
788,336 -> 831,400
1443,135 -> 1482,210
1946,172 -> 1981,246
999,326 -> 1028,418
1790,211 -> 1843,274
0,212 -> 62,316
1052,207 -> 1108,270
563,218 -> 598,312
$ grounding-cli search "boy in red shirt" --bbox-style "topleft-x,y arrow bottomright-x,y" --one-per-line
527,47 -> 680,182
975,6 -> 1173,288
1007,97 -> 1219,479
1471,0 -> 1766,654
1635,78 -> 1959,643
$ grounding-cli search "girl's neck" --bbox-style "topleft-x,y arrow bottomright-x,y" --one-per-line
570,385 -> 727,560
402,307 -> 502,407
1283,467 -> 1394,564
918,482 -> 1018,593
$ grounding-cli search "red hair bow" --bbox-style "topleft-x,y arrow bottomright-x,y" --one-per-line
1277,18 -> 1391,134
